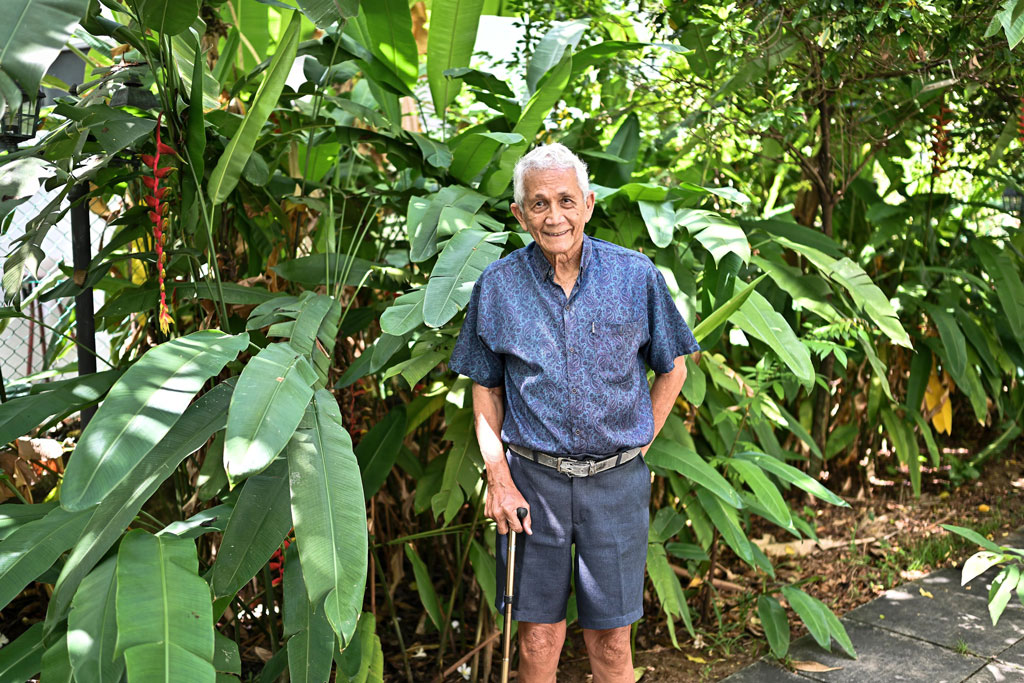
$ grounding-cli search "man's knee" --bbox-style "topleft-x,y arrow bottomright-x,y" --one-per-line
519,622 -> 564,663
585,627 -> 631,668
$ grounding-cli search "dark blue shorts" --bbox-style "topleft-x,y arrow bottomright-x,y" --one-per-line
495,449 -> 651,630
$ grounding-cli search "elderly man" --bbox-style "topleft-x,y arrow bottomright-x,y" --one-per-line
448,143 -> 699,682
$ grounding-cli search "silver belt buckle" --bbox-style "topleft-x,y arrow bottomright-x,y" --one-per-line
556,458 -> 595,477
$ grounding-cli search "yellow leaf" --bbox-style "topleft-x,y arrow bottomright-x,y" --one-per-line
939,491 -> 950,499
686,655 -> 707,664
978,504 -> 990,512
919,588 -> 934,599
924,362 -> 953,435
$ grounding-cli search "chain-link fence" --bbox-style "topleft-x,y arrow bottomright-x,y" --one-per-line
1,188 -> 112,386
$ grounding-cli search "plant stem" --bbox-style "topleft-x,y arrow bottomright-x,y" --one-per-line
371,544 -> 414,683
261,563 -> 279,653
438,489 -> 486,669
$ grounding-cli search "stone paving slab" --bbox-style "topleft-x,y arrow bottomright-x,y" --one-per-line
783,619 -> 984,682
962,659 -> 1024,683
718,659 -> 809,682
844,574 -> 1024,657
992,638 -> 1024,669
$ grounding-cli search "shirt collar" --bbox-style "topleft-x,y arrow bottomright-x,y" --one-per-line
528,233 -> 593,283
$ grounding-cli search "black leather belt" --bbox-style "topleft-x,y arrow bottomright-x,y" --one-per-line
508,443 -> 642,477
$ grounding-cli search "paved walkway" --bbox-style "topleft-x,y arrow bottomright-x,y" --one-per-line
722,532 -> 1024,683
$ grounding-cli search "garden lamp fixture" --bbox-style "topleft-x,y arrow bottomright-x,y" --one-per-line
109,75 -> 160,110
0,89 -> 44,153
1003,186 -> 1023,218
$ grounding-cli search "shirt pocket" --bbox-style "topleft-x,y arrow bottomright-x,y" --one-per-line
591,319 -> 643,384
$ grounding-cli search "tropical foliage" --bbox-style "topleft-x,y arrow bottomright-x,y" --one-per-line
0,0 -> 1022,680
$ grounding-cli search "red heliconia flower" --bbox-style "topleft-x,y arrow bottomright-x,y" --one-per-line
143,112 -> 178,335
930,95 -> 952,177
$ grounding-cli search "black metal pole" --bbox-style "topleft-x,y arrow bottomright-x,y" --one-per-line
70,182 -> 96,427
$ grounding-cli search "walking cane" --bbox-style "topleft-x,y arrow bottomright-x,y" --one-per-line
501,507 -> 528,683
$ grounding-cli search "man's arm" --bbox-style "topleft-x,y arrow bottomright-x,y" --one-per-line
471,382 -> 532,535
643,354 -> 690,455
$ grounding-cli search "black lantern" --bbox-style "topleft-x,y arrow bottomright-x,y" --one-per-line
0,89 -> 44,152
109,75 -> 160,110
1003,186 -> 1023,218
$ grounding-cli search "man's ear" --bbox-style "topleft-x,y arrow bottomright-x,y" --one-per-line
510,202 -> 527,229
583,191 -> 596,220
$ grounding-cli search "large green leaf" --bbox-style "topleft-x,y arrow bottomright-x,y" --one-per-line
224,342 -> 317,486
404,543 -> 443,631
730,289 -> 813,384
922,303 -> 967,380
781,586 -> 830,650
61,331 -> 247,511
283,547 -> 334,683
47,382 -> 233,628
295,0 -> 359,27
0,0 -> 88,115
426,0 -> 485,116
880,408 -> 920,497
115,530 -> 216,683
734,451 -> 847,507
68,557 -> 124,683
208,12 -> 301,205
638,200 -> 675,248
288,390 -> 367,645
41,631 -> 72,683
645,543 -> 693,647
211,459 -> 292,598
334,612 -> 382,683
681,210 -> 750,265
409,186 -> 488,263
0,621 -> 44,682
482,51 -> 573,197
729,459 -> 791,529
138,0 -> 200,35
757,595 -> 789,658
0,501 -> 56,541
773,235 -> 911,348
271,254 -> 377,288
432,409 -> 483,525
645,440 -> 742,508
691,274 -> 766,343
354,405 -> 406,498
423,229 -> 505,327
363,0 -> 418,90
525,19 -> 588,93
0,506 -> 88,610
695,489 -> 752,564
379,289 -> 425,336
974,239 -> 1024,341
0,370 -> 119,447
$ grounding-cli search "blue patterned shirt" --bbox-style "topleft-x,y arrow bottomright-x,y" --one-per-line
449,234 -> 700,456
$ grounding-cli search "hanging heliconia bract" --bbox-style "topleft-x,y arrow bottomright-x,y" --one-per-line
141,113 -> 177,334
1017,95 -> 1024,144
929,96 -> 952,177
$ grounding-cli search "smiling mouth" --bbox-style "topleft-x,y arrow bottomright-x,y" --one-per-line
543,229 -> 571,237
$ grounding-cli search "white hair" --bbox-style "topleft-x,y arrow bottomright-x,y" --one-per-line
512,143 -> 590,207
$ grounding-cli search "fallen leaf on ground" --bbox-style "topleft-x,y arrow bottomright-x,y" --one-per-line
686,654 -> 707,663
919,587 -> 934,598
792,660 -> 842,672
978,504 -> 990,512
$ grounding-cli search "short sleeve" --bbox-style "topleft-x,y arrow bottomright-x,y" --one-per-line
448,276 -> 504,388
642,264 -> 700,374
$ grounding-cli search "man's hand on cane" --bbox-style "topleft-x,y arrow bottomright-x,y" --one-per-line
486,476 -> 532,535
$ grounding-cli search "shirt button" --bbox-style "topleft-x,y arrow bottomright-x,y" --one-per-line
564,304 -> 570,311
571,387 -> 578,394
574,428 -> 580,435
569,347 -> 576,354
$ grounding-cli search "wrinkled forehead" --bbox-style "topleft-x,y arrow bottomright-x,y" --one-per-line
521,167 -> 583,200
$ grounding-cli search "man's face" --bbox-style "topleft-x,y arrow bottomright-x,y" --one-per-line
511,167 -> 595,260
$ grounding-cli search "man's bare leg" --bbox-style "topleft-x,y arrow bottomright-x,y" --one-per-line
583,625 -> 634,683
517,621 -> 566,683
